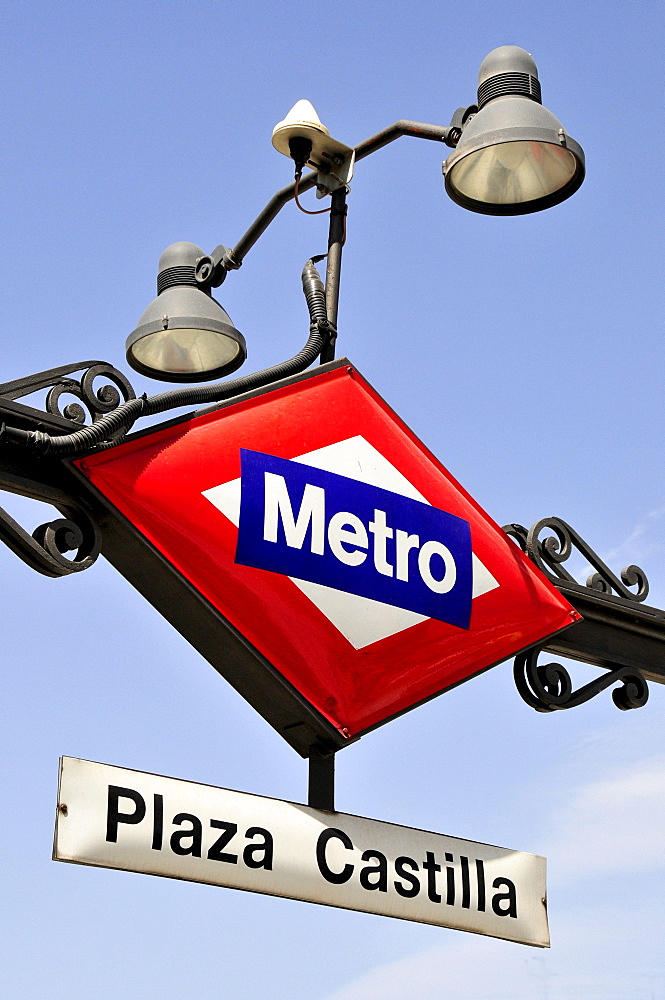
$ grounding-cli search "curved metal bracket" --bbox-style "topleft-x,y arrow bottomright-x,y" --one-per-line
0,367 -> 110,576
505,517 -> 663,701
0,360 -> 135,428
0,502 -> 101,578
504,516 -> 649,603
514,646 -> 649,713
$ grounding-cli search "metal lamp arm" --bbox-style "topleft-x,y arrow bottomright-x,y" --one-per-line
0,120 -> 459,457
202,120 -> 459,285
0,265 -> 332,458
353,119 -> 459,161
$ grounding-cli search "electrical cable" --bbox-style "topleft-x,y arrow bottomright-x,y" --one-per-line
1,261 -> 332,459
294,171 -> 331,216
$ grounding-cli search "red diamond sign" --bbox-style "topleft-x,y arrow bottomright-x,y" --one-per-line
75,361 -> 580,754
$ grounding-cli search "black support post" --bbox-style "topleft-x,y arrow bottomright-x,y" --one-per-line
308,752 -> 335,811
321,187 -> 347,362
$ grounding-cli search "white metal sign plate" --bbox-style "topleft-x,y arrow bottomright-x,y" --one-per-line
54,758 -> 549,947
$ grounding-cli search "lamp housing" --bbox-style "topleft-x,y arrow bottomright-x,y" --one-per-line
443,46 -> 585,215
126,242 -> 247,382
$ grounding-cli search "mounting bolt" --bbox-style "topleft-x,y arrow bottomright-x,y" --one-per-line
195,256 -> 215,285
59,803 -> 68,816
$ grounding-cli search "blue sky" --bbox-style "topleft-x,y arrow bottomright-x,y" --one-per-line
1,2 -> 663,998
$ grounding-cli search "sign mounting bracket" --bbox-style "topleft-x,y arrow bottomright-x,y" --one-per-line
308,751 -> 335,811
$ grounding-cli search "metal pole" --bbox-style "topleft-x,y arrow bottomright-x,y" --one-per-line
322,187 -> 347,362
227,121 -> 451,272
353,119 -> 452,161
308,752 -> 335,811
228,172 -> 319,267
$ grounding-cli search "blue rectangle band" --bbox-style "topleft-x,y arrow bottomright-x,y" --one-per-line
235,450 -> 472,629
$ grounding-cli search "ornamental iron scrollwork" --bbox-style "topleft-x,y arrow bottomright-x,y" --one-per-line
503,516 -> 649,604
0,503 -> 101,578
0,360 -> 135,429
514,647 -> 649,713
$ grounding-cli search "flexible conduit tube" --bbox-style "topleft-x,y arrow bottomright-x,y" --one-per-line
2,260 -> 330,458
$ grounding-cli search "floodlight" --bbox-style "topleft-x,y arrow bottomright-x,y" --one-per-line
126,242 -> 246,382
443,46 -> 585,215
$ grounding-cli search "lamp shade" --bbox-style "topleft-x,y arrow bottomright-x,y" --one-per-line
443,46 -> 585,215
126,242 -> 247,382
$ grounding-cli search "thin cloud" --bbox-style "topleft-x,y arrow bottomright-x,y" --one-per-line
560,507 -> 664,601
318,905 -> 665,1000
602,506 -> 665,568
318,755 -> 665,1000
543,756 -> 665,883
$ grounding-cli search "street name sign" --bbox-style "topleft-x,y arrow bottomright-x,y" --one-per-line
54,757 -> 550,947
73,360 -> 580,756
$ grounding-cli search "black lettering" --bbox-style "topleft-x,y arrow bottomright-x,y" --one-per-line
243,827 -> 273,870
394,856 -> 420,898
476,859 -> 486,911
359,850 -> 388,892
422,850 -> 442,903
445,852 -> 455,905
316,828 -> 354,884
170,812 -> 203,857
492,877 -> 518,918
461,855 -> 471,909
106,785 -> 146,843
151,794 -> 163,851
206,820 -> 238,863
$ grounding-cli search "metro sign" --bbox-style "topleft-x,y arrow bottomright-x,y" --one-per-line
75,361 -> 580,756
233,449 -> 474,630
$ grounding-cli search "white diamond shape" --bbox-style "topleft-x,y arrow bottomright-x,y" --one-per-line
202,436 -> 498,649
